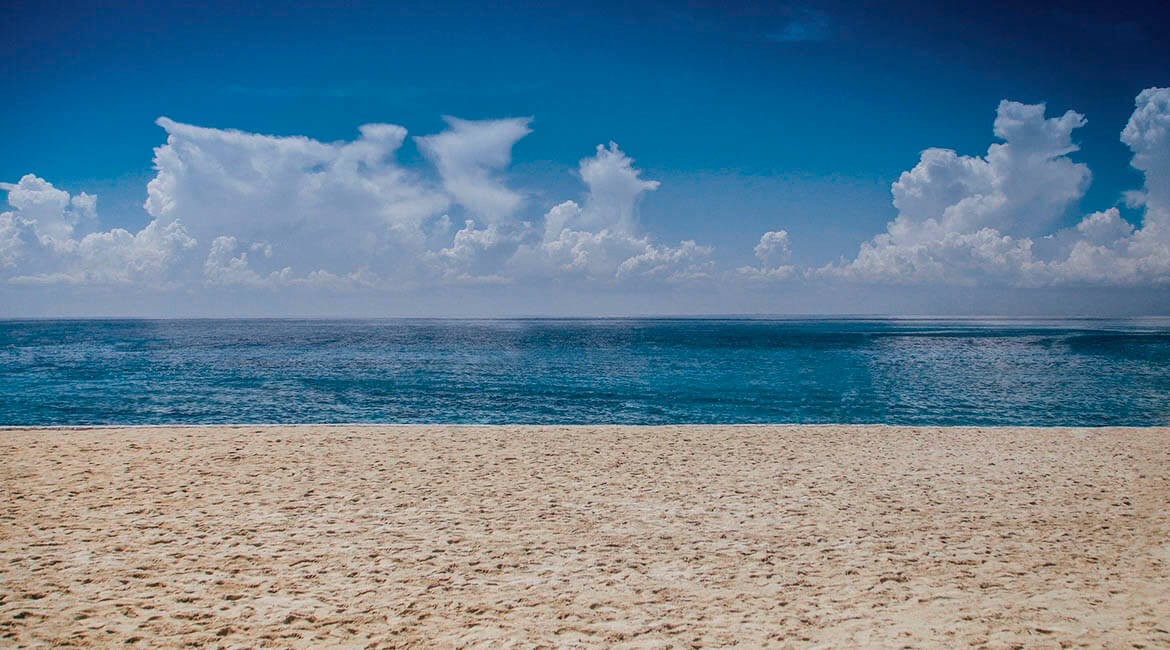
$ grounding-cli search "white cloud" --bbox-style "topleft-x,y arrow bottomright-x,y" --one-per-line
886,100 -> 1090,240
426,219 -> 526,284
754,230 -> 791,266
5,125 -> 712,294
823,226 -> 1042,286
0,175 -> 195,285
0,174 -> 95,248
521,144 -> 709,283
425,141 -> 715,285
737,265 -> 796,282
1073,208 -> 1134,245
141,115 -> 543,288
61,219 -> 196,285
300,267 -> 379,290
522,222 -> 713,283
0,212 -> 24,269
737,230 -> 795,282
822,89 -> 1170,287
1038,87 -> 1170,286
203,235 -> 292,287
616,239 -> 714,281
571,142 -> 660,234
415,117 -> 532,220
145,117 -> 449,284
6,88 -> 1168,305
201,235 -> 387,290
1123,87 -> 1170,215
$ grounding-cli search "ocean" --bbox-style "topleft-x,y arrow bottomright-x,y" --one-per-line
2,318 -> 1169,426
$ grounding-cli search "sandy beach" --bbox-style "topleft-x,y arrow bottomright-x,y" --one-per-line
2,425 -> 1168,648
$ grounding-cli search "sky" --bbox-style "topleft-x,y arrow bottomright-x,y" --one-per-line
3,0 -> 1170,316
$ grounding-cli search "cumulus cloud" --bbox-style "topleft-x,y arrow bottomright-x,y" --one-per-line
1124,87 -> 1170,210
201,235 -> 385,290
1074,208 -> 1135,245
203,235 -> 293,287
145,117 -> 450,284
819,99 -> 1090,284
4,120 -> 713,293
142,115 -> 710,289
755,230 -> 791,265
61,220 -> 196,285
522,144 -> 710,283
0,175 -> 195,285
0,213 -> 20,269
616,239 -> 714,281
821,88 -> 1170,287
529,224 -> 713,284
415,117 -> 532,221
570,142 -> 661,234
737,230 -> 795,282
423,141 -> 714,285
0,175 -> 97,248
6,88 -> 1169,301
1041,87 -> 1170,286
426,219 -> 527,284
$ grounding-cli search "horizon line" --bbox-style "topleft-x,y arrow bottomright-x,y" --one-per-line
3,314 -> 1170,321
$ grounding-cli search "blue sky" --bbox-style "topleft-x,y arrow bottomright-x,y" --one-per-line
3,1 -> 1170,316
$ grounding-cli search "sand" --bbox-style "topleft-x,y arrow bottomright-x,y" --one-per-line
2,425 -> 1169,648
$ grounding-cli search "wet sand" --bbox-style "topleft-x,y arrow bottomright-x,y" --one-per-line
2,425 -> 1169,648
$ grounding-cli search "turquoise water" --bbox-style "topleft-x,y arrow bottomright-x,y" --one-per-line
1,318 -> 1169,426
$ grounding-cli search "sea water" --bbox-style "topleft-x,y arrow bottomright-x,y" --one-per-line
2,318 -> 1169,426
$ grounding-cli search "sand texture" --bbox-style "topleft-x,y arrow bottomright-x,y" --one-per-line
2,425 -> 1169,648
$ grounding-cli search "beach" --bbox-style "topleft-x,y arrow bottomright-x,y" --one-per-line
2,425 -> 1168,648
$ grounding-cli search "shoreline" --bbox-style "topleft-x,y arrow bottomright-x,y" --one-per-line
3,425 -> 1169,647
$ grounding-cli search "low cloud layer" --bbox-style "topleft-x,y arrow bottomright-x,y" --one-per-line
3,87 -> 1169,309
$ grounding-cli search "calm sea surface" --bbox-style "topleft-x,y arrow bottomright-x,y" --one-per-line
2,318 -> 1169,426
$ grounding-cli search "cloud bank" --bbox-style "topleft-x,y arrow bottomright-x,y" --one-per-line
0,174 -> 195,285
3,87 -> 1169,308
819,88 -> 1170,287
